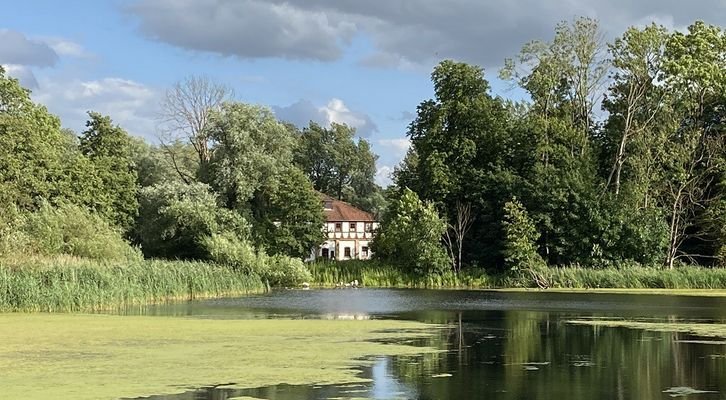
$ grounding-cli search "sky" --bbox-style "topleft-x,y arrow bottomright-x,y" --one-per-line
2,1 -> 725,186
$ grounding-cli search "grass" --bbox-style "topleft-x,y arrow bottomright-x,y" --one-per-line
309,260 -> 726,290
0,314 -> 441,400
0,255 -> 266,312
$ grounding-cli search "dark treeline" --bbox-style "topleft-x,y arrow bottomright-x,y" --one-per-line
376,18 -> 725,274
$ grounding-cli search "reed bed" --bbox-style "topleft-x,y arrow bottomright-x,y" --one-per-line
0,256 -> 266,312
309,260 -> 726,290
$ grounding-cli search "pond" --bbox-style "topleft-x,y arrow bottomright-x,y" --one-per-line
123,289 -> 726,400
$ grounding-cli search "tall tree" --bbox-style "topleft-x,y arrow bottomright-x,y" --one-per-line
403,59 -> 512,268
206,102 -> 297,209
295,121 -> 383,213
253,166 -> 325,259
158,75 -> 233,181
602,24 -> 669,197
0,67 -> 98,212
79,112 -> 139,231
660,21 -> 726,268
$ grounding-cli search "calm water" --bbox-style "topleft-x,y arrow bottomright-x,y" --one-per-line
123,289 -> 726,399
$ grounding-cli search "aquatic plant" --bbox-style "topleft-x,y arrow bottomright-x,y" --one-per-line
0,256 -> 265,312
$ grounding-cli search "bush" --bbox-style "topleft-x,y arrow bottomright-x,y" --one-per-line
1,202 -> 140,262
202,233 -> 311,287
135,182 -> 249,259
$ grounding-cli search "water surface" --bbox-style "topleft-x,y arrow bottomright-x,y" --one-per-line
124,289 -> 726,399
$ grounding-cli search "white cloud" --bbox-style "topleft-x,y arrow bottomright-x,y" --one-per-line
2,64 -> 39,88
375,165 -> 394,187
39,37 -> 89,58
274,98 -> 378,137
33,76 -> 160,139
377,138 -> 410,158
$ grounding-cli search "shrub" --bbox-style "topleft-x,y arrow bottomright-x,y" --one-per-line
372,188 -> 450,274
2,202 -> 140,262
202,233 -> 311,287
135,182 -> 249,259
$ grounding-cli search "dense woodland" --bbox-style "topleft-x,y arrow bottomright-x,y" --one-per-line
1,18 -> 724,283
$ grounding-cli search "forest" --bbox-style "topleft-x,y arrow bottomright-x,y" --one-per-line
0,18 -> 724,308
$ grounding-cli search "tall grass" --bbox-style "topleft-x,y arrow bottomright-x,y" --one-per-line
309,261 -> 726,290
0,256 -> 266,312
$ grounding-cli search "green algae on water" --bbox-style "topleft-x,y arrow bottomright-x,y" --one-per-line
0,314 -> 441,400
567,319 -> 726,338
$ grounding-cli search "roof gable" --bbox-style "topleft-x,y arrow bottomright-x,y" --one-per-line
319,193 -> 376,222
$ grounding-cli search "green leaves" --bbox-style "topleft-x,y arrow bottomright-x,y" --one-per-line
372,189 -> 449,274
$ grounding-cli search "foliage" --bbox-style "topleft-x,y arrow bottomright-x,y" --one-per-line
372,189 -> 450,274
1,202 -> 141,262
252,166 -> 325,258
294,122 -> 385,214
0,257 -> 264,312
502,198 -> 544,270
206,102 -> 297,207
202,233 -> 311,287
0,67 -> 98,211
79,112 -> 139,231
135,182 -> 248,259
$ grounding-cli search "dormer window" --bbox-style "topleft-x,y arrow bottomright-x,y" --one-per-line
324,200 -> 333,210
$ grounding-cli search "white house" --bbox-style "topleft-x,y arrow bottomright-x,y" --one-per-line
317,194 -> 378,261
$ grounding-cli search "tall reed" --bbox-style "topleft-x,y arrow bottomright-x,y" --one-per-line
309,261 -> 726,290
0,256 -> 265,312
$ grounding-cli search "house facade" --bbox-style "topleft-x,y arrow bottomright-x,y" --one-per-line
317,194 -> 378,261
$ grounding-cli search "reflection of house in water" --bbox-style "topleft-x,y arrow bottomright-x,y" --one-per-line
321,313 -> 371,320
316,194 -> 378,261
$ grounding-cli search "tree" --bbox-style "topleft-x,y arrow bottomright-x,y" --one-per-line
252,166 -> 325,258
206,102 -> 297,209
0,67 -> 98,212
502,198 -> 548,288
403,60 -> 511,268
602,24 -> 669,196
500,17 -> 610,134
294,121 -> 383,213
443,201 -> 474,274
158,75 -> 233,180
659,21 -> 726,268
372,188 -> 449,274
134,182 -> 248,259
79,112 -> 139,231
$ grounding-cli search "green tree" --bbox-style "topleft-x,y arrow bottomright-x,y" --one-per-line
134,182 -> 248,259
295,121 -> 384,214
502,198 -> 544,270
403,60 -> 512,268
206,102 -> 297,208
252,166 -> 325,259
659,21 -> 726,268
79,112 -> 139,231
372,188 -> 449,274
0,67 -> 97,212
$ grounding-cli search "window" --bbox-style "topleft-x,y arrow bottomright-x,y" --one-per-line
364,222 -> 373,232
344,247 -> 351,258
361,246 -> 369,257
335,223 -> 342,232
323,200 -> 333,210
349,222 -> 357,232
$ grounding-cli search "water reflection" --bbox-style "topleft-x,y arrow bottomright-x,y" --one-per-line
125,289 -> 726,400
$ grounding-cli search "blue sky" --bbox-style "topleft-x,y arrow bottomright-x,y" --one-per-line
2,0 -> 724,185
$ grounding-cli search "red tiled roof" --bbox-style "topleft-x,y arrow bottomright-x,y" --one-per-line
319,193 -> 376,222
